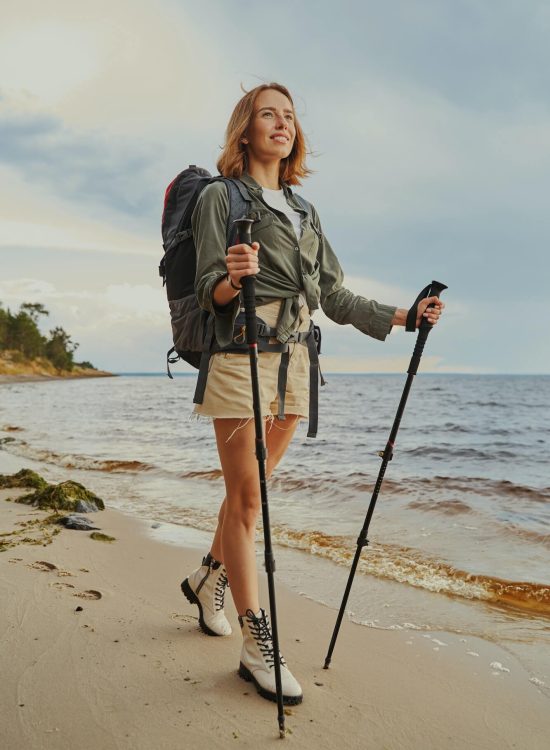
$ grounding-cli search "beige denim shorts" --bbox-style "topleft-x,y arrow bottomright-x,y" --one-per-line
193,299 -> 310,421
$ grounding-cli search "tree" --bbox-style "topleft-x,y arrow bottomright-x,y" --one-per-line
45,327 -> 79,371
9,310 -> 46,359
20,303 -> 49,324
0,305 -> 8,350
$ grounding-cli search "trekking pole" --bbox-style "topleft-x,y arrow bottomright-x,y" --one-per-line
234,218 -> 286,739
323,280 -> 448,670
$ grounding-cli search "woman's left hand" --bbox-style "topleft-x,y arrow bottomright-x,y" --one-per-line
416,296 -> 445,327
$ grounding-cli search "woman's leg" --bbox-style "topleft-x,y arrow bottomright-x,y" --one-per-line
209,415 -> 301,564
211,415 -> 302,615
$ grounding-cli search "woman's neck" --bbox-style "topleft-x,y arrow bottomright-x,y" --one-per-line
246,159 -> 281,190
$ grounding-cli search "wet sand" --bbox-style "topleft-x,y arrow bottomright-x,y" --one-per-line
1,486 -> 549,750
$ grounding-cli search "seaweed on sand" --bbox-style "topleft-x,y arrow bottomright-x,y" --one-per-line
0,469 -> 48,490
16,480 -> 105,512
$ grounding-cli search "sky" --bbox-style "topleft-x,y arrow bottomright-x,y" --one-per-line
1,0 -> 549,373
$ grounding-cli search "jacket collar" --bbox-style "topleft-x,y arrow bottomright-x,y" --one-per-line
239,172 -> 293,195
239,172 -> 302,210
239,172 -> 262,192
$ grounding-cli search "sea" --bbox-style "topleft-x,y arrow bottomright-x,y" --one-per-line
1,373 -> 549,691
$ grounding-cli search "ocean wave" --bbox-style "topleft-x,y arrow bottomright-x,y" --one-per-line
271,527 -> 550,618
1,424 -> 24,432
441,422 -> 472,433
465,401 -> 509,408
417,476 -> 550,504
272,471 -> 550,507
180,469 -> 223,481
405,445 -> 518,460
507,525 -> 550,548
4,436 -> 548,507
0,440 -> 156,474
407,498 -> 473,515
145,504 -> 550,618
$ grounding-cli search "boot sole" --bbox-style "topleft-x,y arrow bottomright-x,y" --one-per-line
180,579 -> 227,637
238,662 -> 303,705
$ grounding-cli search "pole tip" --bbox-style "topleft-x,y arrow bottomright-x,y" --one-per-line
279,727 -> 286,739
323,659 -> 330,670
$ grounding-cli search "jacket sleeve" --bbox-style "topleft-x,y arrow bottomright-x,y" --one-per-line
313,208 -> 397,341
191,182 -> 240,347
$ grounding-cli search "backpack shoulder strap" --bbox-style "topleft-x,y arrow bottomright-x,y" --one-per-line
209,177 -> 253,247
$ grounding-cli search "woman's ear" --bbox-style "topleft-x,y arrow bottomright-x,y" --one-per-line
241,137 -> 248,144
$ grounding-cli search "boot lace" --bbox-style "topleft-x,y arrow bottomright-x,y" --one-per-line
247,611 -> 286,669
214,569 -> 228,611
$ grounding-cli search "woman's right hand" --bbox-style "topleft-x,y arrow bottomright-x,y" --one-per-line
226,241 -> 260,288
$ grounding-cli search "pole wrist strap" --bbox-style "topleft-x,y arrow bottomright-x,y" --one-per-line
405,283 -> 432,332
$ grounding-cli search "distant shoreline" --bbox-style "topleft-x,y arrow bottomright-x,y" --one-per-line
115,371 -> 550,377
0,371 -> 116,385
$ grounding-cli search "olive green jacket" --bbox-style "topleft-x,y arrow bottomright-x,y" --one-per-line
191,173 -> 397,349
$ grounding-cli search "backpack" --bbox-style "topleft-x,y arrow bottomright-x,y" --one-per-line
159,165 -> 251,371
159,165 -> 325,437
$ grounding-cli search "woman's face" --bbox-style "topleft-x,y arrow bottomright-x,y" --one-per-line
244,88 -> 296,164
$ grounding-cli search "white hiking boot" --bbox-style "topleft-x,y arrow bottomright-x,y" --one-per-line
181,553 -> 232,636
238,608 -> 303,705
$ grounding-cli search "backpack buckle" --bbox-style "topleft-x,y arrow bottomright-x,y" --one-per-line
233,326 -> 246,344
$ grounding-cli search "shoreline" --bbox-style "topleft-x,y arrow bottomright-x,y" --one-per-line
0,371 -> 116,384
1,487 -> 549,748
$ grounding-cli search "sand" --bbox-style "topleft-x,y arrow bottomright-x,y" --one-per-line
1,487 -> 549,750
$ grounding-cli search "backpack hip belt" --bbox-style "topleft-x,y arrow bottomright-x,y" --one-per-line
192,314 -> 325,439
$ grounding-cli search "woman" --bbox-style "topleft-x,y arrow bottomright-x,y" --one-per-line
181,83 -> 444,706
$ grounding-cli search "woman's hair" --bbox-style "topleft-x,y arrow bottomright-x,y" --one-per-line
217,82 -> 312,186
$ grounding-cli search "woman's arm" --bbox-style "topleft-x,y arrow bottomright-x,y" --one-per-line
314,209 -> 443,335
191,182 -> 264,346
192,182 -> 260,309
192,182 -> 235,313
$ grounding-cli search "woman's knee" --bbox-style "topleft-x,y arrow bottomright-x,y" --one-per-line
224,482 -> 261,530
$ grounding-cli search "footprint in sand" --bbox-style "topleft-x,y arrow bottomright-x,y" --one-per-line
171,613 -> 198,623
8,558 -> 23,564
29,561 -> 58,572
73,590 -> 102,600
49,581 -> 76,590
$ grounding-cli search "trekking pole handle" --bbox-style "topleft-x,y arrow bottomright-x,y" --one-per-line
419,279 -> 447,329
233,218 -> 257,345
408,280 -> 447,376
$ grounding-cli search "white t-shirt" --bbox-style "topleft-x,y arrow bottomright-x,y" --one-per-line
261,187 -> 302,239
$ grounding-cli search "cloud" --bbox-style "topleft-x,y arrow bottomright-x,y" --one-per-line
319,354 -> 481,374
0,20 -> 101,105
0,105 -> 159,223
0,0 -> 238,137
0,165 -> 157,256
1,1 -> 549,372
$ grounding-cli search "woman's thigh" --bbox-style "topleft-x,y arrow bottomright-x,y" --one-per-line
265,414 -> 302,478
213,418 -> 259,501
213,415 -> 302,500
